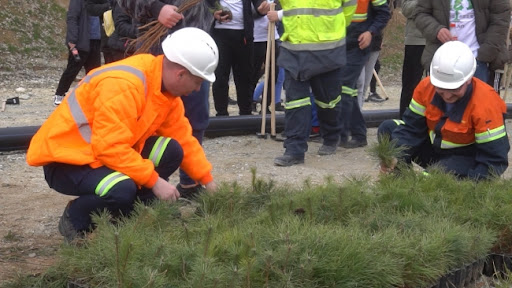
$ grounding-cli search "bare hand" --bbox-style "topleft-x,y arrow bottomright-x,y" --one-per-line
158,5 -> 183,28
213,10 -> 231,23
152,177 -> 180,202
267,10 -> 279,22
358,31 -> 372,50
68,42 -> 76,50
257,1 -> 271,15
204,181 -> 217,193
437,27 -> 455,43
380,158 -> 398,174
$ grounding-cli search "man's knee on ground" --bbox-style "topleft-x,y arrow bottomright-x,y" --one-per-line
377,119 -> 400,142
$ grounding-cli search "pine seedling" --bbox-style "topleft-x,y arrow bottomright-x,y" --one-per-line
368,133 -> 407,169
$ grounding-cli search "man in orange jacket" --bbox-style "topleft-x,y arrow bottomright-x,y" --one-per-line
27,27 -> 219,242
378,41 -> 509,180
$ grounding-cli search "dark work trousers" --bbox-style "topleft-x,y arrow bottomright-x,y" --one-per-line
211,28 -> 254,116
252,40 -> 280,108
283,68 -> 343,157
339,46 -> 370,143
43,136 -> 183,232
55,40 -> 102,96
179,81 -> 210,186
399,45 -> 424,118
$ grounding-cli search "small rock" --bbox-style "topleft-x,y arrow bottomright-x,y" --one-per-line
15,87 -> 27,93
28,253 -> 36,258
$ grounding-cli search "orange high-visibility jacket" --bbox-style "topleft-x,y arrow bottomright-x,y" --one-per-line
409,77 -> 507,148
27,54 -> 213,188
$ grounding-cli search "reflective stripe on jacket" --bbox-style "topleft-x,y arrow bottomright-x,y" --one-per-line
27,54 -> 213,188
409,77 -> 507,148
352,0 -> 387,22
280,0 -> 357,51
395,76 -> 509,178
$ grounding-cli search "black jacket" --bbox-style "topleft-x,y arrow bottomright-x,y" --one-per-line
85,0 -> 112,50
107,1 -> 138,52
66,0 -> 91,52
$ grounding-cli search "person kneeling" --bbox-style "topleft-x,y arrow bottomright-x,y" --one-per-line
377,41 -> 509,180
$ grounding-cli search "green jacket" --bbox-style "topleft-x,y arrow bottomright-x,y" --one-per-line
278,0 -> 357,81
415,0 -> 510,70
401,0 -> 425,46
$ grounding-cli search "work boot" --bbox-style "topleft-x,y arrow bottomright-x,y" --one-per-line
177,184 -> 204,200
58,201 -> 83,243
318,144 -> 337,155
275,102 -> 285,111
274,154 -> 304,167
251,102 -> 258,113
341,139 -> 368,149
368,93 -> 387,103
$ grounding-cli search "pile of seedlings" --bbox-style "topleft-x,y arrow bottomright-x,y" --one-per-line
9,169 -> 512,287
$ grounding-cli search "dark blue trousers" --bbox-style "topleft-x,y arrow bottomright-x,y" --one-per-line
339,46 -> 370,143
43,136 -> 183,232
179,81 -> 210,186
283,68 -> 343,156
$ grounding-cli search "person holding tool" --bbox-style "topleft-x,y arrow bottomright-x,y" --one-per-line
269,0 -> 357,166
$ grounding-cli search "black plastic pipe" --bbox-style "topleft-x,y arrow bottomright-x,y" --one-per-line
2,105 -> 512,152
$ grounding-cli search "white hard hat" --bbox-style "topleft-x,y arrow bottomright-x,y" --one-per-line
162,27 -> 219,82
430,41 -> 476,89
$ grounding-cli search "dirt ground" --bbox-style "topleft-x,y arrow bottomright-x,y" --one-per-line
1,60 -> 512,285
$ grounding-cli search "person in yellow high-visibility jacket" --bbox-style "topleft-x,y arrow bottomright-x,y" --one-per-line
268,0 -> 357,167
26,28 -> 219,243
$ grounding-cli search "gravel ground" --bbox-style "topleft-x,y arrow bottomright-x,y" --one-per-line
0,57 -> 509,287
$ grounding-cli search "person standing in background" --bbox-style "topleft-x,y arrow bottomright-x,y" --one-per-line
53,0 -> 102,106
85,0 -> 115,64
211,0 -> 270,116
398,0 -> 425,118
338,0 -> 390,149
251,3 -> 284,114
415,0 -> 510,87
270,1 -> 357,166
106,0 -> 137,61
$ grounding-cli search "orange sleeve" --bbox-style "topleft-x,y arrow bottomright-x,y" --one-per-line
156,98 -> 213,185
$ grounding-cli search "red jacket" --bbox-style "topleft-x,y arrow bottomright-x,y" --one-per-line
27,54 -> 213,188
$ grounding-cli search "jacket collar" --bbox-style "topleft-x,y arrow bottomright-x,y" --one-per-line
431,82 -> 473,123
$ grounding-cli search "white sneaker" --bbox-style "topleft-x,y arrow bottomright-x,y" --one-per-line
54,95 -> 64,106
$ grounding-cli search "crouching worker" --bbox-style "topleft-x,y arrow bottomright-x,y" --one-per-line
26,27 -> 219,242
378,41 -> 509,180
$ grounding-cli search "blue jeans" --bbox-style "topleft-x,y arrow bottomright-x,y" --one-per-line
253,67 -> 285,104
474,60 -> 489,84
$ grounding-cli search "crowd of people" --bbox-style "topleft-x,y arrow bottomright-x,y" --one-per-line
28,0 -> 512,242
